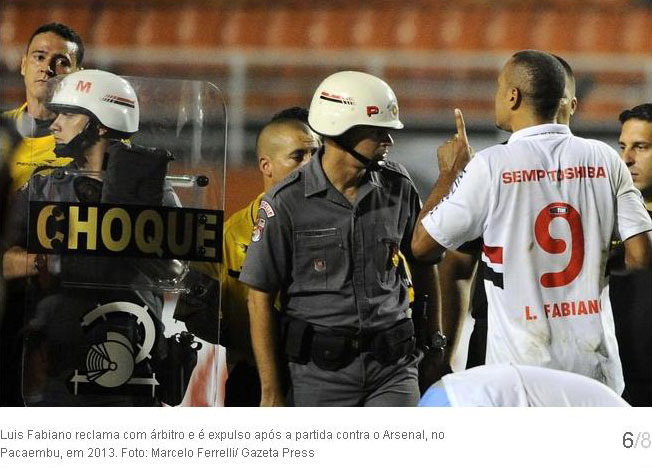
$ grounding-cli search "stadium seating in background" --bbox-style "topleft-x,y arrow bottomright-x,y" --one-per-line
1,1 -> 649,135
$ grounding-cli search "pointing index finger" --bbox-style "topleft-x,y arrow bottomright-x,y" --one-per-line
454,108 -> 468,144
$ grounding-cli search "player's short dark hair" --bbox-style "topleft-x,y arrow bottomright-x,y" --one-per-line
552,54 -> 576,96
27,22 -> 84,66
270,107 -> 309,124
511,50 -> 565,120
619,104 -> 652,125
552,54 -> 574,82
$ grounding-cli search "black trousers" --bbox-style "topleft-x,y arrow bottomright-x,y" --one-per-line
466,320 -> 487,370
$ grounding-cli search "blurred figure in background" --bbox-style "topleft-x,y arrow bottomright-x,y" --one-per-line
3,22 -> 84,190
611,103 -> 652,406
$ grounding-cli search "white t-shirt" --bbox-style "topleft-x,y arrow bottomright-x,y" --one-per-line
422,124 -> 652,393
440,364 -> 629,407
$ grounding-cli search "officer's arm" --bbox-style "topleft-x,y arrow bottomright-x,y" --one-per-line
624,231 -> 652,271
248,286 -> 285,407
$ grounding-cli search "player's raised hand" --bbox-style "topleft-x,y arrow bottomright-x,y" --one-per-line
436,108 -> 473,176
454,106 -> 468,144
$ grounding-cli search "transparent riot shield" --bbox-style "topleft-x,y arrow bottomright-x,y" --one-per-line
17,76 -> 226,406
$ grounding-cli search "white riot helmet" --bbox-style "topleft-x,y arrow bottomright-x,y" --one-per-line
308,71 -> 403,137
48,69 -> 139,136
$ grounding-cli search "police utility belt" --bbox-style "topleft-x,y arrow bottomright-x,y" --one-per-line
283,317 -> 415,371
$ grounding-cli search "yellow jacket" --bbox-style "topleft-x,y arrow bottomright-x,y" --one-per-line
3,103 -> 72,191
219,192 -> 264,361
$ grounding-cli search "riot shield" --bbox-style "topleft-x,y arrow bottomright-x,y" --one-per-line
14,76 -> 226,406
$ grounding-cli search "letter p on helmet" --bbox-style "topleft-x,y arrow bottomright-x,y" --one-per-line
366,105 -> 379,117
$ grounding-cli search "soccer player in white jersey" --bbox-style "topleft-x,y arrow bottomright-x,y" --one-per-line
411,50 -> 652,393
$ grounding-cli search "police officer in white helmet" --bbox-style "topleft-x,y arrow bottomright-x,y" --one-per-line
49,69 -> 138,169
3,69 -> 146,280
240,71 -> 441,406
3,70 -> 178,406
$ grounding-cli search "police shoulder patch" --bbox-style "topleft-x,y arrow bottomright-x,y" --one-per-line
259,200 -> 275,218
251,217 -> 266,242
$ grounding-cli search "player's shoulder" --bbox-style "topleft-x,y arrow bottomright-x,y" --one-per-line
462,146 -> 497,174
2,103 -> 26,121
478,140 -> 511,158
225,195 -> 261,231
580,136 -> 619,153
570,135 -> 622,167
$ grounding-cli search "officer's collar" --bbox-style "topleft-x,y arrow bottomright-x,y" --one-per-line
304,149 -> 331,197
508,123 -> 572,144
304,149 -> 383,198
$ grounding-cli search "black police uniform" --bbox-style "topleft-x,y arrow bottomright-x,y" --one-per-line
239,152 -> 421,406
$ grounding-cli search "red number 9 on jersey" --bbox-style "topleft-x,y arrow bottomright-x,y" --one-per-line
534,202 -> 585,288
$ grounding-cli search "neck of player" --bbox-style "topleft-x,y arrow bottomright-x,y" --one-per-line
26,94 -> 57,121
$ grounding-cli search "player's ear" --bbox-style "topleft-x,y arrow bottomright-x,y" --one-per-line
569,97 -> 578,116
510,87 -> 522,110
259,156 -> 272,178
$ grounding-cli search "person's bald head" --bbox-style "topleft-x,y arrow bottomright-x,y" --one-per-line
494,50 -> 566,132
256,118 -> 321,191
552,54 -> 577,125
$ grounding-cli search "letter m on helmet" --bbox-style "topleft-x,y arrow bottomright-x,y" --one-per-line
76,80 -> 92,93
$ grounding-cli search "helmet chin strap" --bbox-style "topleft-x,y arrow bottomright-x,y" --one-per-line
332,136 -> 384,172
54,120 -> 101,159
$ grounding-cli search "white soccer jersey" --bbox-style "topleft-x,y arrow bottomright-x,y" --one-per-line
440,364 -> 629,407
422,124 -> 652,392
